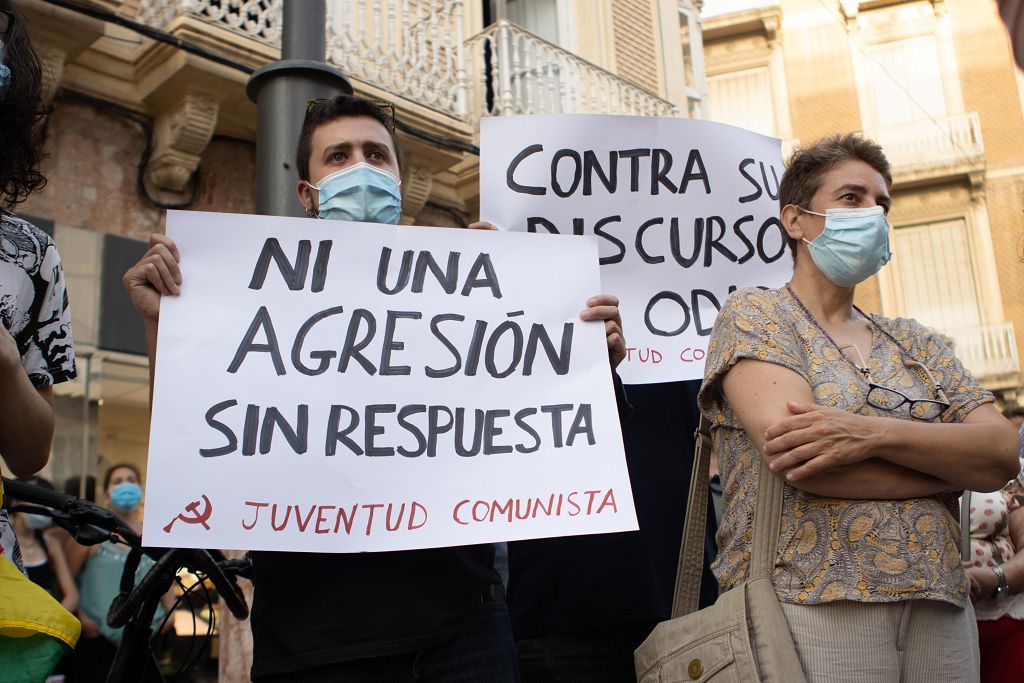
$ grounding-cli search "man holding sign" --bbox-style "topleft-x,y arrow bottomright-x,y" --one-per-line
124,96 -> 630,682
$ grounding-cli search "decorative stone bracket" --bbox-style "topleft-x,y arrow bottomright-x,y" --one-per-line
401,166 -> 434,225
146,92 -> 220,192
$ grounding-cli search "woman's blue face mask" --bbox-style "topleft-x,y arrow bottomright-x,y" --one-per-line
110,481 -> 142,512
0,40 -> 12,98
800,205 -> 892,287
306,162 -> 402,225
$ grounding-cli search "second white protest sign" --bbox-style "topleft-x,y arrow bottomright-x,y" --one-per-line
480,114 -> 792,384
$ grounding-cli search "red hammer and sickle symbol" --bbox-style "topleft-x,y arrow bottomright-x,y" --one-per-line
163,495 -> 213,533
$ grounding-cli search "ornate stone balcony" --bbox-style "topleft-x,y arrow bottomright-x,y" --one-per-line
465,19 -> 677,118
861,112 -> 986,185
26,0 -> 679,209
134,1 -> 675,122
326,0 -> 467,120
946,321 -> 1020,390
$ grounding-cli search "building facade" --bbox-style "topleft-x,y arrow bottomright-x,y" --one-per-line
12,0 -> 1023,675
703,0 -> 1024,403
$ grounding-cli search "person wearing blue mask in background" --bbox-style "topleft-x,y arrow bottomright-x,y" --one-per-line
65,463 -> 174,682
698,133 -> 1021,682
122,94 -> 629,682
9,476 -> 79,683
10,477 -> 79,615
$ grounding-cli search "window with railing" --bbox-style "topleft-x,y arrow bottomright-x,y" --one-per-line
502,0 -> 572,113
863,36 -> 949,127
857,33 -> 984,171
708,66 -> 775,136
891,219 -> 980,333
887,219 -> 1018,380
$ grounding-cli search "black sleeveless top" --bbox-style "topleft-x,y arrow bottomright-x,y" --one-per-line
25,548 -> 58,598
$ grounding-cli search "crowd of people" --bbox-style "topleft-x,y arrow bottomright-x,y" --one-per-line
3,0 -> 1024,681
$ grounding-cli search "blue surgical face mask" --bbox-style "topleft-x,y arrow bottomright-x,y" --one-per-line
0,40 -> 12,98
800,205 -> 892,287
307,162 -> 402,225
23,512 -> 52,531
110,482 -> 142,512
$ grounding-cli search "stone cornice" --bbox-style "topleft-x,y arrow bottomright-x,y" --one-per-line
702,4 -> 781,44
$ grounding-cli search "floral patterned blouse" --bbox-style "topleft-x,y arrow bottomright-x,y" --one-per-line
698,287 -> 993,608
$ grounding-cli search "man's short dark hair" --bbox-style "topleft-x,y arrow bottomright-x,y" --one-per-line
779,133 -> 893,257
0,0 -> 47,209
1003,404 -> 1024,420
295,95 -> 403,182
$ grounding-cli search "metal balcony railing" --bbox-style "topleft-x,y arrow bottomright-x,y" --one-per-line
946,322 -> 1020,382
325,0 -> 467,119
137,0 -> 469,118
135,2 -> 678,122
138,0 -> 282,44
465,20 -> 678,120
861,112 -> 985,174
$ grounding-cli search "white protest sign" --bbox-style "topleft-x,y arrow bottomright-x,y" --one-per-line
480,115 -> 792,384
143,211 -> 635,553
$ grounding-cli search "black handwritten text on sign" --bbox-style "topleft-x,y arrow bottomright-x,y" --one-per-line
143,212 -> 636,553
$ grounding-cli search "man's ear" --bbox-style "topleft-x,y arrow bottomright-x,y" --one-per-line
780,204 -> 805,242
297,180 -> 315,215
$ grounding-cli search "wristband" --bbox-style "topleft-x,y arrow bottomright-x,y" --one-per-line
992,565 -> 1010,598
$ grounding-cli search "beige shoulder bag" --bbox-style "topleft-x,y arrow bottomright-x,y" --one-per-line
634,416 -> 806,682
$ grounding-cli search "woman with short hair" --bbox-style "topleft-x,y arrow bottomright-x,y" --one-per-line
699,133 -> 1021,682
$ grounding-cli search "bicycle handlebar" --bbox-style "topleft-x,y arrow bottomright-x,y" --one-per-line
3,477 -> 249,622
2,477 -> 141,547
2,477 -> 74,510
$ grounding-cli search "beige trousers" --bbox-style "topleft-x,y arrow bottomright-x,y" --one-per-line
780,599 -> 980,683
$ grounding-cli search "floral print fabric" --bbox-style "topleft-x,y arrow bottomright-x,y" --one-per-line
698,287 -> 993,608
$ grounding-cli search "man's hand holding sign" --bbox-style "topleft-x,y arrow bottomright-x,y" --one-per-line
133,212 -> 634,553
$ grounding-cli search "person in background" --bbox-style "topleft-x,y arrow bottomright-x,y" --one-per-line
66,463 -> 173,682
62,474 -> 96,503
11,476 -> 78,613
0,0 -> 81,679
699,133 -> 1020,682
9,476 -> 78,683
1003,405 -> 1024,431
1004,405 -> 1024,463
508,381 -> 719,682
964,475 -> 1024,682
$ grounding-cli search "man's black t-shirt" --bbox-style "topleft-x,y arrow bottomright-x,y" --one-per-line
507,380 -> 717,638
249,545 -> 499,677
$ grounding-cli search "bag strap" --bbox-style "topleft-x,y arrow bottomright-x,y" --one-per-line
750,436 -> 786,581
671,415 -> 787,617
960,491 -> 972,563
671,415 -> 714,618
